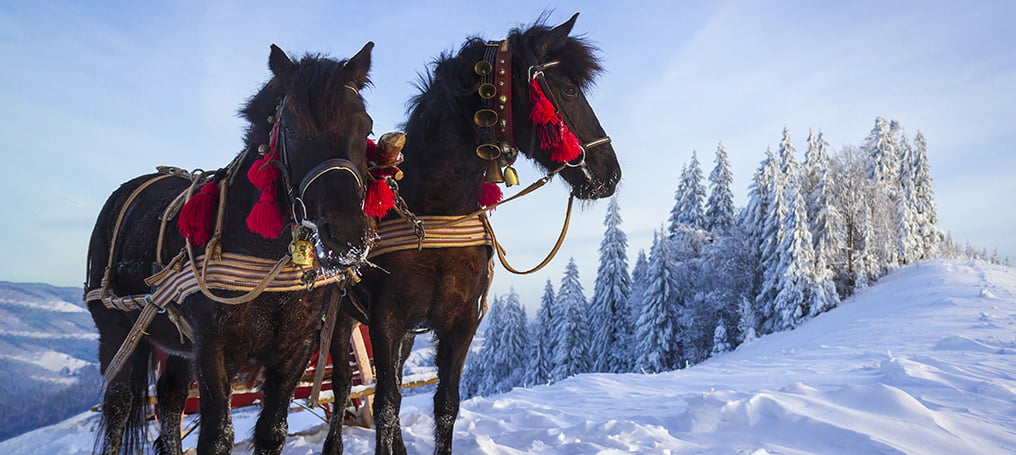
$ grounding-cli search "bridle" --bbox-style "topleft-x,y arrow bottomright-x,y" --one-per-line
525,57 -> 612,169
267,93 -> 366,231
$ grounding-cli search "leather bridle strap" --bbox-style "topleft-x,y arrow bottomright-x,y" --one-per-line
297,158 -> 363,199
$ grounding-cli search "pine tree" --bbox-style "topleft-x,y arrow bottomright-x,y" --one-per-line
464,295 -> 505,397
526,279 -> 556,385
769,190 -> 819,331
589,197 -> 633,373
492,290 -> 529,392
802,130 -> 842,314
551,258 -> 590,380
710,321 -> 732,355
705,142 -> 736,234
862,117 -> 903,271
910,131 -> 943,259
669,151 -> 707,234
755,147 -> 788,333
633,231 -> 681,372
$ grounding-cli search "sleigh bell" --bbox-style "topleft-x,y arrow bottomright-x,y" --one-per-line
502,165 -> 519,187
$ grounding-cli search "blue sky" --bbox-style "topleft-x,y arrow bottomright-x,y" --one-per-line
2,0 -> 1013,311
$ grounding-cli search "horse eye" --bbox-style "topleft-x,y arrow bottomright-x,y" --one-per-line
562,86 -> 578,98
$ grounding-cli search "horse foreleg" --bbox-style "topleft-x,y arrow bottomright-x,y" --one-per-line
195,341 -> 236,455
154,354 -> 191,455
370,317 -> 408,455
322,316 -> 356,455
432,322 -> 476,455
252,337 -> 316,455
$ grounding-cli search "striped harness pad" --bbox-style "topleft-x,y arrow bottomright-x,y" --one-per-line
144,252 -> 349,309
369,214 -> 493,258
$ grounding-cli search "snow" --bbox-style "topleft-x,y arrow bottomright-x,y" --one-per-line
0,298 -> 88,313
3,259 -> 1015,454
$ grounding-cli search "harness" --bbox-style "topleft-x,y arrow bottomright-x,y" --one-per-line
87,92 -> 367,384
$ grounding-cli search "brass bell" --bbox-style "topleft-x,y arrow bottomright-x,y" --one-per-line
474,60 -> 492,76
503,165 -> 519,187
485,160 -> 504,184
473,109 -> 498,127
476,143 -> 502,160
478,83 -> 497,99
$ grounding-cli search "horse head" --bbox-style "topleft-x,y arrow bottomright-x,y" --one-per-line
509,13 -> 621,200
243,43 -> 375,269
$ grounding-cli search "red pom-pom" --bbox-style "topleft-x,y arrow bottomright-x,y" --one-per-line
247,154 -> 280,189
363,178 -> 395,218
551,124 -> 582,163
245,182 -> 285,239
177,182 -> 220,246
529,79 -> 558,125
477,182 -> 503,208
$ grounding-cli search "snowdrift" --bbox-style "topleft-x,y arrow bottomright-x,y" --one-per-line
3,259 -> 1014,454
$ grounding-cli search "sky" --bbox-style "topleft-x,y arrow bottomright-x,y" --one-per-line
1,0 -> 1014,313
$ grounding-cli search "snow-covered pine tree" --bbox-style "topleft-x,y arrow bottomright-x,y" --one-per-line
741,151 -> 773,317
669,151 -> 707,235
463,294 -> 505,397
633,231 -> 682,372
710,320 -> 732,355
589,197 -> 633,373
862,117 -> 903,273
756,146 -> 790,333
910,131 -> 944,260
737,296 -> 759,344
526,279 -> 556,385
551,258 -> 591,380
769,190 -> 819,331
492,290 -> 529,393
705,142 -> 735,235
801,130 -> 841,315
895,127 -> 921,266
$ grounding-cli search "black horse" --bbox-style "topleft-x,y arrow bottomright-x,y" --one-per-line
85,43 -> 375,455
324,14 -> 620,454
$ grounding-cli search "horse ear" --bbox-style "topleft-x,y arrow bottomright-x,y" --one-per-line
345,41 -> 374,90
542,13 -> 579,52
269,44 -> 296,79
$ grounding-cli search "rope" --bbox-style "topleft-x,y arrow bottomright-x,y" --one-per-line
482,193 -> 574,275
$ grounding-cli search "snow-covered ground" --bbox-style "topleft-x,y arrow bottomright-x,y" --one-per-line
3,259 -> 1014,454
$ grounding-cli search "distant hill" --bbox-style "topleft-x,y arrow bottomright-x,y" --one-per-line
0,281 -> 101,442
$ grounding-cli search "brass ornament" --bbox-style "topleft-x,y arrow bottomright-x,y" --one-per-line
485,159 -> 505,184
476,143 -> 502,160
290,239 -> 316,268
478,83 -> 497,99
474,60 -> 492,76
289,225 -> 317,269
473,109 -> 498,127
503,165 -> 519,187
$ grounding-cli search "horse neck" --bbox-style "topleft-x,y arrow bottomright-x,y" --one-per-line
399,100 -> 488,217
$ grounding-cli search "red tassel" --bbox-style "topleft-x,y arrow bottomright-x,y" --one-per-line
529,79 -> 558,125
551,123 -> 582,163
365,138 -> 378,162
364,178 -> 395,218
245,181 -> 285,239
477,182 -> 503,208
247,154 -> 280,189
177,182 -> 219,246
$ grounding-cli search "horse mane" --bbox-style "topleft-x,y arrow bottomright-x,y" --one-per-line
240,54 -> 370,148
404,17 -> 602,143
